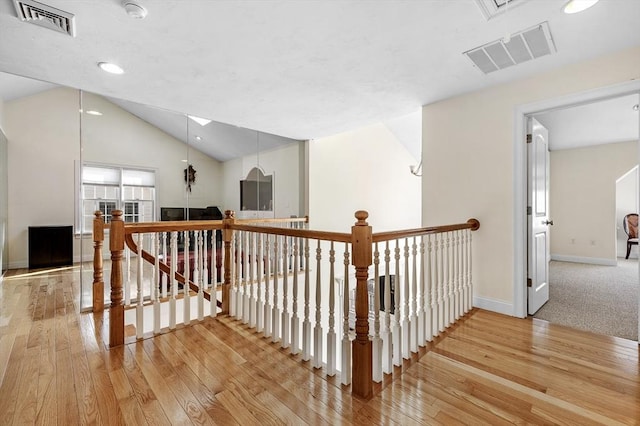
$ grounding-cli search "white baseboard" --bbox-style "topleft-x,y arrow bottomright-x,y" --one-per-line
8,261 -> 27,269
473,296 -> 514,316
550,254 -> 616,266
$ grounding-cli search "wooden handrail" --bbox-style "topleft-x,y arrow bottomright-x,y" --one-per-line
372,218 -> 480,242
232,223 -> 351,243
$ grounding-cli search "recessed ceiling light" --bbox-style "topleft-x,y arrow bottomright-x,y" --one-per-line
195,135 -> 202,141
188,115 -> 212,126
86,110 -> 103,116
98,62 -> 124,74
563,0 -> 599,14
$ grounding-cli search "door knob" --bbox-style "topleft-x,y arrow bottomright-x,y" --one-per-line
543,220 -> 554,226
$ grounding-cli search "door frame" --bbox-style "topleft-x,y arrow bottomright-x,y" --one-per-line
512,80 -> 640,319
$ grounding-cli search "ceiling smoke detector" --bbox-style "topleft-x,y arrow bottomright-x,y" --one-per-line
122,0 -> 147,19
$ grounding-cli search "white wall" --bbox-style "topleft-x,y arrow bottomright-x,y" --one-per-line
309,122 -> 421,233
616,166 -> 639,259
0,97 -> 5,134
550,141 -> 638,263
222,142 -> 305,219
6,87 -> 80,268
422,46 -> 640,311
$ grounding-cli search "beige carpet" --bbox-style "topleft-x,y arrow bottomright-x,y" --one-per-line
533,259 -> 639,341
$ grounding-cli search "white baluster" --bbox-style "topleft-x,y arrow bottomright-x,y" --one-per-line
281,236 -> 290,348
243,230 -> 250,324
341,244 -> 351,385
209,230 -> 217,318
197,231 -> 204,321
426,234 -> 433,342
183,231 -> 191,325
302,238 -> 311,361
392,240 -> 402,366
417,236 -> 426,346
410,237 -> 418,353
439,233 -> 446,333
372,243 -> 382,383
326,242 -> 336,376
136,233 -> 144,339
263,234 -> 272,338
382,241 -> 393,374
256,233 -> 264,332
125,246 -> 131,306
249,232 -> 257,328
235,231 -> 242,320
161,232 -> 168,298
454,230 -> 461,320
193,230 -> 200,288
448,231 -> 455,326
291,234 -> 300,355
272,235 -> 280,343
434,233 -> 441,333
402,239 -> 410,359
169,231 -> 177,329
313,240 -> 323,369
154,232 -> 161,334
467,229 -> 473,312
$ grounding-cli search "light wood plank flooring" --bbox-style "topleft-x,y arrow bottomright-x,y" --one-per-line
1,266 -> 639,425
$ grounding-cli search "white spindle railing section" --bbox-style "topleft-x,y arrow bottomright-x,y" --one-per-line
97,209 -> 478,399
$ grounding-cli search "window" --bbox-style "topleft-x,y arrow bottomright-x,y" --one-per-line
79,164 -> 156,233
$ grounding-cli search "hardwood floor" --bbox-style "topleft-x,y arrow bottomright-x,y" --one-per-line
1,266 -> 639,425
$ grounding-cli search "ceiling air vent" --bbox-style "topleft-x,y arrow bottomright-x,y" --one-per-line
13,0 -> 76,37
464,21 -> 556,74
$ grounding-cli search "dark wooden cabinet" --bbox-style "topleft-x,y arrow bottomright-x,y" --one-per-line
28,226 -> 73,269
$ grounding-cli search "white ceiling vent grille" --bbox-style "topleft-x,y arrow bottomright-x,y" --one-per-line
12,0 -> 76,37
463,22 -> 556,74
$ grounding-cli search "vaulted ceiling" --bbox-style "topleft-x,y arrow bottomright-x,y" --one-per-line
0,0 -> 639,147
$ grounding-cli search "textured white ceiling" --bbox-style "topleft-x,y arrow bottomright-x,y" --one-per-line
0,0 -> 639,143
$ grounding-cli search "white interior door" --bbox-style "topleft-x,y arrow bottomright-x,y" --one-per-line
527,117 -> 551,315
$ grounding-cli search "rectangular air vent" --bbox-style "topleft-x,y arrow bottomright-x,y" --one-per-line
473,0 -> 530,21
13,0 -> 76,37
463,22 -> 556,74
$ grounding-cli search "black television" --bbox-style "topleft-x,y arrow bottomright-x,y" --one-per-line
160,207 -> 186,221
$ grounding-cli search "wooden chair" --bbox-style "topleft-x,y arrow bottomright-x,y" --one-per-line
623,213 -> 638,259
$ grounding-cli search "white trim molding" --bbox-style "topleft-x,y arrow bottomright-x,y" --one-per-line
473,296 -> 514,316
550,254 -> 617,266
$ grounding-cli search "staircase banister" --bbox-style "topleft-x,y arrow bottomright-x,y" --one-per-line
232,223 -> 351,243
372,218 -> 480,243
122,220 -> 224,234
235,216 -> 309,225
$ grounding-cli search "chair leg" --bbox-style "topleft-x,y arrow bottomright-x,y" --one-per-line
626,242 -> 631,259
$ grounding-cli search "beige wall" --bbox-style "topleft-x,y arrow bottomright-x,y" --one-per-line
0,97 -> 5,133
309,122 -> 421,233
422,46 -> 640,311
550,141 -> 638,263
6,88 -> 80,268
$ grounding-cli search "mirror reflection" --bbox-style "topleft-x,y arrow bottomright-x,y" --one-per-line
0,70 -> 305,310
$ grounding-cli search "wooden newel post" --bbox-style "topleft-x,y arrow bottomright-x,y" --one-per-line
221,210 -> 236,315
351,210 -> 373,399
93,211 -> 105,313
109,210 -> 125,347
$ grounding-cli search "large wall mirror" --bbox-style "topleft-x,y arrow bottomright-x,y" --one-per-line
0,70 -> 306,310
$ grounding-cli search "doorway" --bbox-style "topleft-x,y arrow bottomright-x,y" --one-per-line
513,80 -> 640,341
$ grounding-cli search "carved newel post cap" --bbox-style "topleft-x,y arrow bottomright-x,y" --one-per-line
111,209 -> 123,220
94,210 -> 103,219
354,210 -> 369,225
224,210 -> 235,219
